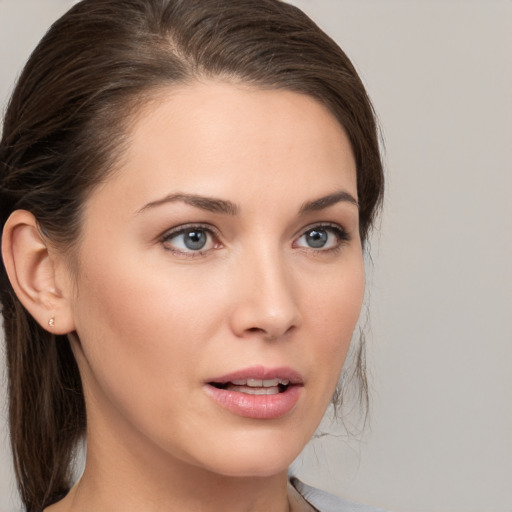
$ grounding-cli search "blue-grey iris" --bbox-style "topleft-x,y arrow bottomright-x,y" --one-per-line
184,230 -> 207,250
305,229 -> 328,248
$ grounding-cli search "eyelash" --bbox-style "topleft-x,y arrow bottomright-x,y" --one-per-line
160,222 -> 350,258
293,223 -> 350,254
161,223 -> 220,258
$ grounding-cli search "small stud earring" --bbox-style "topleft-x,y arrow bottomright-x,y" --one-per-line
48,317 -> 55,327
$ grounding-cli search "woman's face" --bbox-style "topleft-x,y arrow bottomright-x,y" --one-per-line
63,82 -> 364,478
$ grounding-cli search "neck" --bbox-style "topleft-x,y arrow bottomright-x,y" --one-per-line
65,465 -> 292,512
47,410 -> 295,512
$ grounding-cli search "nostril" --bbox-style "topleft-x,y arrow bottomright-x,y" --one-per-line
243,324 -> 296,341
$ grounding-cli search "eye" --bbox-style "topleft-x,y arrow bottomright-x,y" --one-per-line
294,224 -> 349,251
162,225 -> 218,254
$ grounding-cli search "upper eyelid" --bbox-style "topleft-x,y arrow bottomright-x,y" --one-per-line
161,223 -> 220,240
294,221 -> 349,238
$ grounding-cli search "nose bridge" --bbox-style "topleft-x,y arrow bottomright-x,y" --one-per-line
230,238 -> 300,339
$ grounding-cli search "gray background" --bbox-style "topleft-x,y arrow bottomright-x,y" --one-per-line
1,1 -> 511,511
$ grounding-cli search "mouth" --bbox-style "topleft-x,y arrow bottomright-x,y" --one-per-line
209,378 -> 291,395
205,366 -> 304,419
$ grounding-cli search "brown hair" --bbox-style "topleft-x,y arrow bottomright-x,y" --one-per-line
0,0 -> 383,509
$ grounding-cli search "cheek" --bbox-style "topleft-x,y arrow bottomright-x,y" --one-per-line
70,249 -> 227,396
304,258 -> 365,376
70,261 -> 175,398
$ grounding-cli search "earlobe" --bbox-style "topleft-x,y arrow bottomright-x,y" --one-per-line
1,210 -> 76,334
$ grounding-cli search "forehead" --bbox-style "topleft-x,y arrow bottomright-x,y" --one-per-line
90,81 -> 357,215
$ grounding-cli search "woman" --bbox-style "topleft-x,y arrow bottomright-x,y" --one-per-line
0,0 -> 384,511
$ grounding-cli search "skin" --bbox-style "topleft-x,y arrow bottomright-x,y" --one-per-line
39,82 -> 365,511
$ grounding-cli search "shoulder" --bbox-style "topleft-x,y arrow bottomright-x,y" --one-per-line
290,477 -> 389,512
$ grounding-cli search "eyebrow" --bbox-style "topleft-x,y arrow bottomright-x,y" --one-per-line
298,190 -> 359,214
138,193 -> 239,215
138,189 -> 358,216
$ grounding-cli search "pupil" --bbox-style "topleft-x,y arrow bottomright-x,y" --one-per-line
184,230 -> 207,250
306,229 -> 327,248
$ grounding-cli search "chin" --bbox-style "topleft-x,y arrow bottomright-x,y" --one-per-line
187,428 -> 309,479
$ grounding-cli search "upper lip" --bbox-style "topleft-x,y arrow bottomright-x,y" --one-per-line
207,365 -> 304,385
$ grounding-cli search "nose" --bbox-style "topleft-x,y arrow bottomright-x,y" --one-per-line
228,248 -> 302,341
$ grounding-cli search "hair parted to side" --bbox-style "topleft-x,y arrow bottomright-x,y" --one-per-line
0,0 -> 383,509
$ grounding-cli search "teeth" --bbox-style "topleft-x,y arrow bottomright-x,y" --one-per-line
228,385 -> 280,395
230,378 -> 289,387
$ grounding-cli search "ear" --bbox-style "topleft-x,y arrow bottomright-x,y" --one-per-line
1,210 -> 76,334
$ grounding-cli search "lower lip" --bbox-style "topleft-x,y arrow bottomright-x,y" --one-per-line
204,384 -> 302,419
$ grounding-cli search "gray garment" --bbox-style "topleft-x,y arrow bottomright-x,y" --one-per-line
291,477 -> 388,512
